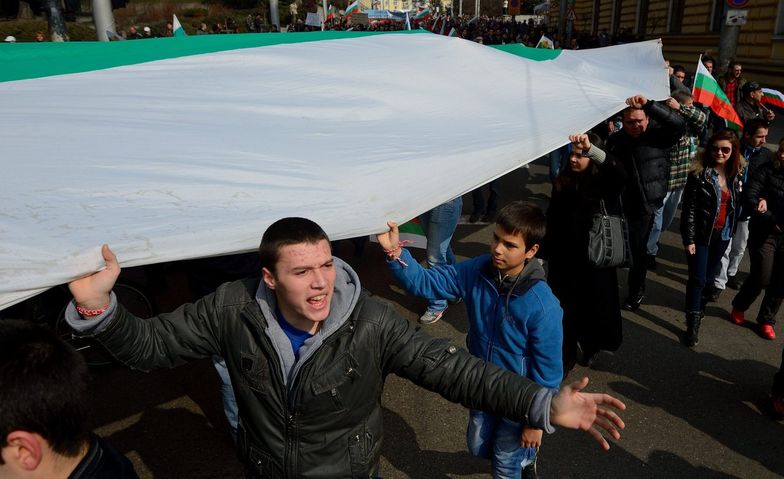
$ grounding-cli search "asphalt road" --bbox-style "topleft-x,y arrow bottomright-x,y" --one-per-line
82,158 -> 784,478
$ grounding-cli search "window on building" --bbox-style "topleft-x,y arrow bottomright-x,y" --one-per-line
636,0 -> 649,35
667,0 -> 684,33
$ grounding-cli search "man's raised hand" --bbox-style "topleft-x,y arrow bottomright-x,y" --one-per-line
625,95 -> 648,109
550,377 -> 626,450
68,244 -> 120,311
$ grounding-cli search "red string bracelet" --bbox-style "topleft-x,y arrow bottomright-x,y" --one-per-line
383,240 -> 413,267
76,304 -> 109,317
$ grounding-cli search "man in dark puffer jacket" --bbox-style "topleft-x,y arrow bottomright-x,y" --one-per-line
64,217 -> 626,478
607,94 -> 685,311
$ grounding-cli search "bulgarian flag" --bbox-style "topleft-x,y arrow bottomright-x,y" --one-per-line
326,4 -> 336,21
693,55 -> 742,131
414,7 -> 431,20
172,14 -> 187,37
761,88 -> 784,110
345,0 -> 360,17
0,34 -> 670,310
430,14 -> 441,32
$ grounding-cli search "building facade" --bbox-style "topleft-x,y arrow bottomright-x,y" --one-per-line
551,0 -> 784,90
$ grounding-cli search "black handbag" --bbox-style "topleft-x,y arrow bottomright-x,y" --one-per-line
587,198 -> 631,268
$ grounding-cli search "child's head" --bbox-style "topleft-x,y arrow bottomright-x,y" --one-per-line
491,201 -> 546,275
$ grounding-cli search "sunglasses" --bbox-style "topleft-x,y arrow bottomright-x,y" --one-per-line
711,145 -> 732,155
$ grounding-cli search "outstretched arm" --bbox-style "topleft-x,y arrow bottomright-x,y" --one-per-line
377,221 -> 463,301
550,377 -> 626,450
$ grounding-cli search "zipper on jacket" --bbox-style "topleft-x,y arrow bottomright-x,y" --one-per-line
284,409 -> 296,477
479,272 -> 503,363
282,325 -> 349,477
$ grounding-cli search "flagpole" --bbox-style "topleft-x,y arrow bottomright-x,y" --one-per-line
322,0 -> 327,30
92,0 -> 115,41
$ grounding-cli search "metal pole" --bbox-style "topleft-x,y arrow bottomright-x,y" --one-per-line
717,4 -> 740,73
92,0 -> 115,41
270,0 -> 280,28
322,0 -> 327,30
43,0 -> 68,41
459,0 -> 462,16
558,0 -> 567,39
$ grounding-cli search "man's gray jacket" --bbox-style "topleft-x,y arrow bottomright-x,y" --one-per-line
67,258 -> 554,478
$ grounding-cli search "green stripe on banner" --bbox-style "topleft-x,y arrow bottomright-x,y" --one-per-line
0,30 -> 427,83
492,43 -> 561,61
398,220 -> 425,235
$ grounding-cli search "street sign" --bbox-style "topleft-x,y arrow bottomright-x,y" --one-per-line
566,7 -> 576,21
726,9 -> 748,25
727,0 -> 749,7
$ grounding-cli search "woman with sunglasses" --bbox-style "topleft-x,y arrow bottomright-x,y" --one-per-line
543,132 -> 626,371
680,130 -> 745,347
730,138 -> 784,340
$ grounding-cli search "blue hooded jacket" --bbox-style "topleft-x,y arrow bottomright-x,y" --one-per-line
388,248 -> 563,389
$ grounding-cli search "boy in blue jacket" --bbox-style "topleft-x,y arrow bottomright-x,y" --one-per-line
377,201 -> 563,478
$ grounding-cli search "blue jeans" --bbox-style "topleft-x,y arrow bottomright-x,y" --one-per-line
685,232 -> 730,312
467,410 -> 536,478
715,218 -> 749,289
212,355 -> 239,443
419,197 -> 462,312
647,187 -> 684,256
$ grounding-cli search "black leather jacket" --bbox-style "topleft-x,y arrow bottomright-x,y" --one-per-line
746,160 -> 784,233
73,260 -> 548,478
70,434 -> 138,479
606,100 -> 685,219
681,167 -> 739,246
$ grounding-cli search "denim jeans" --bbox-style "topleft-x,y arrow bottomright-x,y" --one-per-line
419,197 -> 462,313
685,231 -> 730,312
212,355 -> 239,442
646,187 -> 684,256
467,410 -> 536,478
714,219 -> 750,289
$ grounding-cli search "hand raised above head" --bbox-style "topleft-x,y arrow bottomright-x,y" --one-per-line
625,95 -> 648,109
550,377 -> 626,450
376,221 -> 400,253
68,244 -> 120,311
569,133 -> 591,151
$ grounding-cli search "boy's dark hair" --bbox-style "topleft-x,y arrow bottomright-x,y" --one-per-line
743,118 -> 770,136
495,201 -> 546,251
672,65 -> 686,75
259,217 -> 330,273
0,320 -> 89,463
